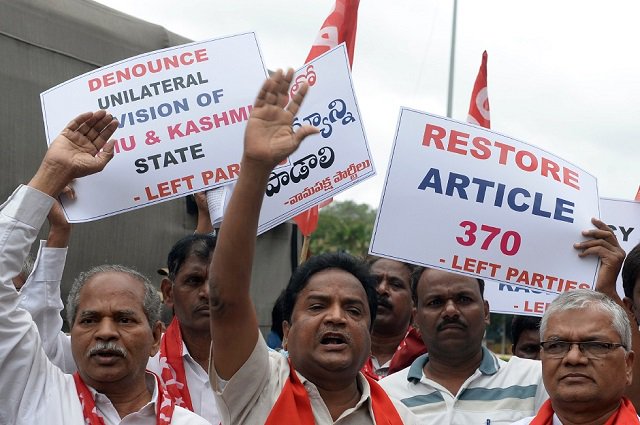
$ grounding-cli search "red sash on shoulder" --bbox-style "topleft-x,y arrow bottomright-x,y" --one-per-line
362,326 -> 427,381
265,359 -> 403,424
159,317 -> 194,410
530,397 -> 639,425
73,371 -> 175,425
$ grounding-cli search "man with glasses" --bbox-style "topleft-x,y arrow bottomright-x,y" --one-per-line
512,289 -> 639,424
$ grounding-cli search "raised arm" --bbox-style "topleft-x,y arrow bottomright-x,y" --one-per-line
576,217 -> 626,301
576,217 -> 640,407
194,191 -> 214,235
0,111 -> 117,421
209,69 -> 317,379
18,200 -> 76,372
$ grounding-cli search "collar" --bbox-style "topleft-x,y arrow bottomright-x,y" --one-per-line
89,372 -> 159,415
407,346 -> 500,383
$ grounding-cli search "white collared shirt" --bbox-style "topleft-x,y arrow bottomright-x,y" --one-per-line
0,185 -> 210,425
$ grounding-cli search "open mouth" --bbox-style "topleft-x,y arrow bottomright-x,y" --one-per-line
320,333 -> 347,346
91,350 -> 125,364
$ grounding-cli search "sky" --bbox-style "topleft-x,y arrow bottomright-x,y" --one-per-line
92,0 -> 640,208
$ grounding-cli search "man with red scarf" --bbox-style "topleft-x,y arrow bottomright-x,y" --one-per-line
207,69 -> 418,424
0,111 -> 210,424
362,257 -> 426,381
511,290 -> 639,425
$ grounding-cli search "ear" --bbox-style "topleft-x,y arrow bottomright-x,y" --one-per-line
160,277 -> 174,308
149,320 -> 163,357
282,320 -> 291,350
626,350 -> 635,386
483,300 -> 491,325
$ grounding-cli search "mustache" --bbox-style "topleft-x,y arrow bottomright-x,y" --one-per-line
87,341 -> 127,358
436,317 -> 467,331
377,296 -> 392,310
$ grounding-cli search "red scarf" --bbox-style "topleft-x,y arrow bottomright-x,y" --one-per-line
265,359 -> 403,424
73,371 -> 175,425
158,317 -> 193,410
530,397 -> 639,425
362,326 -> 427,381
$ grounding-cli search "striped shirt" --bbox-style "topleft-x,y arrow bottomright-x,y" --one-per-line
379,347 -> 548,425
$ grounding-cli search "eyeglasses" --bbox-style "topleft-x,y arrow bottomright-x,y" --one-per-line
540,341 -> 625,358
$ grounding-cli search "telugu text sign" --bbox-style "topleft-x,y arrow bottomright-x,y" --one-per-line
485,197 -> 640,316
256,44 -> 374,234
370,108 -> 600,294
41,33 -> 267,222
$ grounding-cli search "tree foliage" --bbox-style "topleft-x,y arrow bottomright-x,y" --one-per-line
309,200 -> 377,258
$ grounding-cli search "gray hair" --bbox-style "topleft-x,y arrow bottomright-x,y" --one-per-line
66,265 -> 161,329
540,289 -> 631,351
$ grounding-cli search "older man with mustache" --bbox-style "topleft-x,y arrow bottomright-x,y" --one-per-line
0,111 -> 210,424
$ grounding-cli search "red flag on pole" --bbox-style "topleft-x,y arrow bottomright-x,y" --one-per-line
635,186 -> 640,201
467,51 -> 490,129
293,0 -> 360,238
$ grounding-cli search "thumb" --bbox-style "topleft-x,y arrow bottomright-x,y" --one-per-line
94,140 -> 115,171
294,125 -> 319,145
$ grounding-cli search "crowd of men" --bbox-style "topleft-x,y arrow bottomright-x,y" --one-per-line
1,69 -> 640,424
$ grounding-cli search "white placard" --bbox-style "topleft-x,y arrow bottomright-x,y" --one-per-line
41,33 -> 267,222
255,44 -> 374,234
370,108 -> 600,294
485,197 -> 640,316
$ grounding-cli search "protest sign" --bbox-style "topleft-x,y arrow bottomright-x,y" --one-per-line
485,197 -> 640,316
370,108 -> 600,294
40,33 -> 267,222
255,44 -> 374,234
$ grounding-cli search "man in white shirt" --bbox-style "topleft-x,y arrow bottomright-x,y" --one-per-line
207,69 -> 418,424
0,110 -> 209,425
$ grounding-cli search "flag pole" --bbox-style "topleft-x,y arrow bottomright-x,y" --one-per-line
446,0 -> 458,118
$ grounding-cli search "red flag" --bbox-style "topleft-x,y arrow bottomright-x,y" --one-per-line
293,0 -> 360,237
467,51 -> 490,129
636,186 -> 640,201
305,0 -> 360,67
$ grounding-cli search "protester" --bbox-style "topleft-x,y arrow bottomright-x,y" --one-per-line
155,233 -> 220,423
362,257 -> 426,380
380,267 -> 547,423
512,289 -> 639,424
207,69 -> 418,424
623,243 -> 640,324
0,110 -> 209,424
512,315 -> 542,360
18,220 -> 222,423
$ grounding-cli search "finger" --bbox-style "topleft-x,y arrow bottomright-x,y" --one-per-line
287,82 -> 309,117
65,111 -> 94,132
61,184 -> 76,201
574,237 -> 617,253
76,110 -> 107,136
85,113 -> 114,142
294,125 -> 320,145
277,68 -> 295,108
93,140 -> 116,171
94,118 -> 119,151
